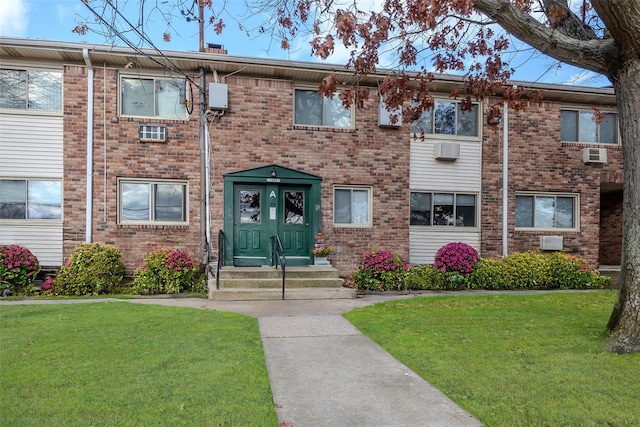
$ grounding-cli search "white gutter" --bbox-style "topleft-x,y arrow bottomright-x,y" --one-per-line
83,48 -> 94,243
502,100 -> 509,257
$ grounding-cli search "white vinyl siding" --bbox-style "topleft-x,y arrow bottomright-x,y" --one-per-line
0,113 -> 64,266
0,115 -> 63,177
409,230 -> 480,266
409,132 -> 482,265
0,224 -> 63,266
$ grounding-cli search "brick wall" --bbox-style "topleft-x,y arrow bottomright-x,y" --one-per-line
481,100 -> 624,267
63,66 -> 202,273
208,76 -> 410,274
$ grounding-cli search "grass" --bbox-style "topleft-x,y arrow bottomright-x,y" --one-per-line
344,291 -> 640,427
0,302 -> 278,426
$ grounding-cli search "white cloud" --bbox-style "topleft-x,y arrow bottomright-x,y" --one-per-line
0,0 -> 29,36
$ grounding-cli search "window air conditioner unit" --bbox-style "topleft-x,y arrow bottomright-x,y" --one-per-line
378,100 -> 402,127
540,235 -> 563,251
434,142 -> 461,160
208,82 -> 228,110
582,147 -> 607,164
138,124 -> 167,142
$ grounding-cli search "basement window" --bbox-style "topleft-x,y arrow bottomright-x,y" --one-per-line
139,124 -> 167,142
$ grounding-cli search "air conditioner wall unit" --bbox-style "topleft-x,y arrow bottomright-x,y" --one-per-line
434,142 -> 461,160
582,147 -> 607,164
208,82 -> 228,110
378,100 -> 402,127
540,235 -> 563,251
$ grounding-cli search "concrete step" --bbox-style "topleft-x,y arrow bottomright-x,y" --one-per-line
208,287 -> 357,301
218,277 -> 344,289
217,266 -> 341,279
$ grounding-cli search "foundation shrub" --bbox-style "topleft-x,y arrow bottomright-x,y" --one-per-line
0,245 -> 40,294
547,252 -> 613,289
53,243 -> 125,295
352,249 -> 410,291
404,265 -> 445,290
467,258 -> 513,290
502,252 -> 553,289
434,242 -> 479,275
132,248 -> 200,294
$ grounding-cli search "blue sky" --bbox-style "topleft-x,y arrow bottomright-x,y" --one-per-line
1,0 -> 610,88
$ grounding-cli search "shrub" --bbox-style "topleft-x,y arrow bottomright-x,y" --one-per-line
352,249 -> 410,291
502,252 -> 553,289
404,264 -> 445,290
132,248 -> 200,295
434,242 -> 479,275
547,252 -> 613,289
54,243 -> 125,296
467,258 -> 513,290
0,245 -> 40,294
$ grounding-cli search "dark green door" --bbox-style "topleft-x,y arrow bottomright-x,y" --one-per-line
233,184 -> 269,266
232,183 -> 312,266
279,186 -> 311,265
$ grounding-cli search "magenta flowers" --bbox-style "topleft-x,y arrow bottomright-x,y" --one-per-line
434,242 -> 479,275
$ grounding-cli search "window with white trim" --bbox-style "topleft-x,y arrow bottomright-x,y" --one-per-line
119,179 -> 187,224
411,100 -> 479,137
334,186 -> 371,226
0,68 -> 62,111
120,76 -> 188,120
294,89 -> 353,128
0,179 -> 62,219
515,193 -> 578,229
410,192 -> 477,227
561,109 -> 617,144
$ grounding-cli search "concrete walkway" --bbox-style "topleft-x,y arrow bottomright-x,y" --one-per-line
2,294 -> 482,426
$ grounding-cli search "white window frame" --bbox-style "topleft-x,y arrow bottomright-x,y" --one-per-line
0,66 -> 63,115
139,124 -> 167,142
410,98 -> 482,140
333,186 -> 372,228
294,87 -> 355,129
560,108 -> 618,145
119,74 -> 188,120
118,178 -> 188,225
515,192 -> 580,231
409,191 -> 479,229
0,179 -> 63,221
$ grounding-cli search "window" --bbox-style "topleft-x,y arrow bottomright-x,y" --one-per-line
334,187 -> 371,226
411,100 -> 479,137
0,68 -> 62,111
561,110 -> 617,144
294,89 -> 353,128
139,124 -> 167,142
410,192 -> 476,227
0,179 -> 62,219
120,76 -> 187,120
515,193 -> 578,229
119,180 -> 187,224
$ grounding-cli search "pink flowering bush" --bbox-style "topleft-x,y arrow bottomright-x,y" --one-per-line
133,248 -> 201,294
54,243 -> 125,295
0,245 -> 40,293
434,242 -> 479,275
352,249 -> 410,291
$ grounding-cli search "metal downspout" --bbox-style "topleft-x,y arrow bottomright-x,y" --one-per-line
83,49 -> 93,243
200,67 -> 209,268
502,100 -> 509,257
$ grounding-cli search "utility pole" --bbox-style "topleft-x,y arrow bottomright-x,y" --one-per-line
198,0 -> 204,52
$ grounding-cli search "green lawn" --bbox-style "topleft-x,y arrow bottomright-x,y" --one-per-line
0,302 -> 278,427
344,291 -> 639,427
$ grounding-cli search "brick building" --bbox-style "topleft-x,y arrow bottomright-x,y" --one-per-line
0,37 -> 623,277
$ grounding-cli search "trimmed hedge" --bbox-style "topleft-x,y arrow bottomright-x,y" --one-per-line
356,250 -> 612,292
53,243 -> 125,295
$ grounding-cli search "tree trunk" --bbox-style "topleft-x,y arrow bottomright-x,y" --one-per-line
606,57 -> 640,354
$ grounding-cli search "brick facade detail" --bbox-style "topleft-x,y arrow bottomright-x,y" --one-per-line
481,100 -> 623,267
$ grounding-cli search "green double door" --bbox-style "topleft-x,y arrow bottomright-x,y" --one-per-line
233,184 -> 311,266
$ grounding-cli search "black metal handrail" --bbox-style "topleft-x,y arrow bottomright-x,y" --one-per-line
271,235 -> 286,300
216,229 -> 225,290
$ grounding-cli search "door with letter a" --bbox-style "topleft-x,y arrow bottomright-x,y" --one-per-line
233,184 -> 311,266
